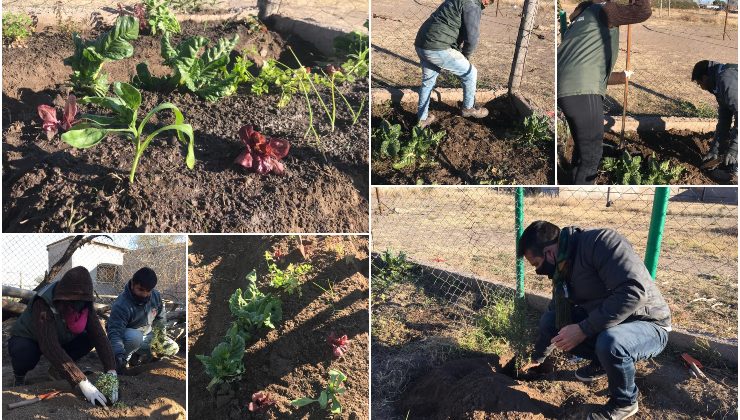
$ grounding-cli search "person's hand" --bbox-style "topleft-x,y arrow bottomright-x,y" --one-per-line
624,70 -> 633,79
551,323 -> 586,352
106,371 -> 119,403
115,354 -> 127,375
703,141 -> 720,162
78,379 -> 107,406
724,152 -> 737,167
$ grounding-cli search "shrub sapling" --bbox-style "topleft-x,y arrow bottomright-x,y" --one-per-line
37,94 -> 79,140
248,391 -> 276,412
327,332 -> 349,358
234,126 -> 290,175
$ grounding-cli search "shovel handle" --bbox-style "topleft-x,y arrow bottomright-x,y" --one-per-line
8,397 -> 41,409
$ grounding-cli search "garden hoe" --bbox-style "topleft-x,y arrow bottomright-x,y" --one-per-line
7,390 -> 61,409
681,353 -> 709,382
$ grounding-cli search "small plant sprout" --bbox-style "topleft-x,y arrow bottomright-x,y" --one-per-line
196,328 -> 246,392
37,94 -> 79,140
60,82 -> 195,184
235,126 -> 290,175
290,369 -> 347,414
228,270 -> 283,339
327,332 -> 349,358
248,391 -> 275,412
2,12 -> 34,44
264,250 -> 312,296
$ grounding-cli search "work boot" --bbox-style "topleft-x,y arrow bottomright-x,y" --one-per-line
575,360 -> 606,382
418,114 -> 436,128
461,106 -> 489,119
587,400 -> 639,420
13,374 -> 25,386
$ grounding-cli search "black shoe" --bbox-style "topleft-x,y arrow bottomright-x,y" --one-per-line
575,361 -> 606,382
13,374 -> 25,386
587,400 -> 639,420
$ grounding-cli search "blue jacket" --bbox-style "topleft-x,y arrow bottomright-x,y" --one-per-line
106,280 -> 165,357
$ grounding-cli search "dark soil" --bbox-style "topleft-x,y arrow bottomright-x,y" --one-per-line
371,98 -> 554,185
2,319 -> 186,419
558,129 -> 737,185
188,235 -> 369,419
2,20 -> 369,233
372,280 -> 738,420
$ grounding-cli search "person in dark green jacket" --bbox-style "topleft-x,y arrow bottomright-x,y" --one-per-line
693,60 -> 738,172
557,0 -> 652,184
415,0 -> 490,127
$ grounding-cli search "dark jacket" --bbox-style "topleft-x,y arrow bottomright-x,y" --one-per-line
708,61 -> 738,149
415,0 -> 483,58
554,226 -> 672,336
106,280 -> 165,357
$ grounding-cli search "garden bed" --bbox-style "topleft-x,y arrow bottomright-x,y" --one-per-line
2,19 -> 368,232
372,265 -> 738,420
188,235 -> 369,419
371,97 -> 554,185
558,129 -> 736,185
1,319 -> 186,419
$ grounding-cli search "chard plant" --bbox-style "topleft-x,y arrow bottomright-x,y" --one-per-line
234,125 -> 290,175
603,151 -> 684,185
196,328 -> 246,392
372,119 -> 402,159
290,369 -> 347,414
227,270 -> 283,339
134,32 -> 240,101
60,82 -> 195,183
514,114 -> 551,147
393,126 -> 445,170
265,250 -> 312,296
65,15 -> 140,96
37,94 -> 79,140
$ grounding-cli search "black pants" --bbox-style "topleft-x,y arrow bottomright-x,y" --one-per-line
8,333 -> 94,377
558,94 -> 604,184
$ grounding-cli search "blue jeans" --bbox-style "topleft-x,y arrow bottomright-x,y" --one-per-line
123,328 -> 153,361
535,309 -> 669,405
416,47 -> 477,121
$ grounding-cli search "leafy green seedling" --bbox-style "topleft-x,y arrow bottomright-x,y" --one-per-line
603,151 -> 684,185
515,114 -> 551,147
265,251 -> 312,296
2,12 -> 34,43
394,126 -> 445,170
94,372 -> 119,405
65,16 -> 140,96
143,0 -> 181,35
290,369 -> 347,414
373,119 -> 402,159
196,329 -> 246,392
228,270 -> 282,339
61,82 -> 195,183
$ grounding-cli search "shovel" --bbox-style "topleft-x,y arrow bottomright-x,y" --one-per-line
681,353 -> 710,382
7,390 -> 61,409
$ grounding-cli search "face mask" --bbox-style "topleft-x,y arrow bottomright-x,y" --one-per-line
132,292 -> 151,304
61,303 -> 89,334
536,259 -> 556,279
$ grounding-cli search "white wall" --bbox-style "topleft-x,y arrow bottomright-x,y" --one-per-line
47,239 -> 125,284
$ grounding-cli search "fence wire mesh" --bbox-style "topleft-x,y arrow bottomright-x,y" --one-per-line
372,186 -> 738,341
372,0 -> 556,111
2,235 -> 187,306
558,0 -> 738,117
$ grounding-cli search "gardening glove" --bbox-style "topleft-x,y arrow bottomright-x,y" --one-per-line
78,378 -> 107,406
724,141 -> 738,167
115,353 -> 127,375
702,140 -> 720,162
624,70 -> 633,79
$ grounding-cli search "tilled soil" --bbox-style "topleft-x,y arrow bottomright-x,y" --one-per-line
188,235 -> 369,419
558,129 -> 736,185
373,281 -> 738,420
2,320 -> 186,419
371,98 -> 554,185
2,20 -> 369,233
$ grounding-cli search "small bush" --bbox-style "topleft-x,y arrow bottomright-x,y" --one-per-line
514,114 -> 552,147
602,151 -> 684,185
2,12 -> 34,43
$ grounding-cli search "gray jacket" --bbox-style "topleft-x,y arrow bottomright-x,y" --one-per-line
106,280 -> 165,357
709,61 -> 738,151
555,226 -> 671,336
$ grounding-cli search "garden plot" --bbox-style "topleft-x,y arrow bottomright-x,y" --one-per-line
2,17 -> 368,233
371,256 -> 738,420
371,97 -> 554,185
1,319 -> 186,419
558,129 -> 736,185
188,235 -> 369,419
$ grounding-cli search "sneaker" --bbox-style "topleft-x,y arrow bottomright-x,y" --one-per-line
418,114 -> 436,128
575,361 -> 606,382
587,400 -> 639,420
461,106 -> 489,118
13,374 -> 25,386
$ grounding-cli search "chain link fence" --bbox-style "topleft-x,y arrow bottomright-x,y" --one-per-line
2,234 -> 187,306
372,0 -> 555,111
372,186 -> 738,340
558,0 -> 738,117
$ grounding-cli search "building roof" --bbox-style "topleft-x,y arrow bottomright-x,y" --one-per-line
46,236 -> 128,252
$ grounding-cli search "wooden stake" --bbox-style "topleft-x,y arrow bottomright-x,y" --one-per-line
620,23 -> 633,147
495,0 -> 501,17
723,6 -> 729,40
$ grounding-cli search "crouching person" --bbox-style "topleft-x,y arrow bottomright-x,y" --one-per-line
9,266 -> 118,406
107,267 -> 179,374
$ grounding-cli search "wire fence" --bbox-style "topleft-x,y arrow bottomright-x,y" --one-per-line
558,0 -> 738,117
371,186 -> 738,341
372,0 -> 556,111
2,235 -> 187,306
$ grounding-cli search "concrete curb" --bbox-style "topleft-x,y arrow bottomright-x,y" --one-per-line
604,116 -> 718,133
371,87 -> 508,106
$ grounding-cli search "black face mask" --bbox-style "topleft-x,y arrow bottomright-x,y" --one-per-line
536,259 -> 556,279
130,284 -> 151,304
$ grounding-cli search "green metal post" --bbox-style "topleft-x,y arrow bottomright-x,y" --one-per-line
644,187 -> 670,280
559,10 -> 567,40
515,187 -> 525,298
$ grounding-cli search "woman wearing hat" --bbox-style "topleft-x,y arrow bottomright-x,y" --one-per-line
9,266 -> 119,406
